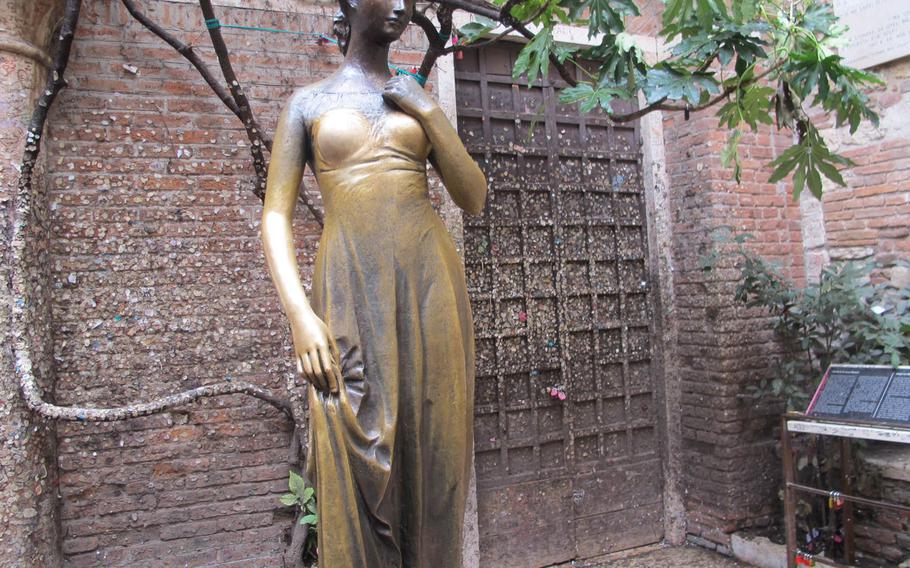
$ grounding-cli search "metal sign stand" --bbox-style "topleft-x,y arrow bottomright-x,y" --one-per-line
782,412 -> 910,568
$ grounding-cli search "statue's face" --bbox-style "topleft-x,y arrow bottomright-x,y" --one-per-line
347,0 -> 415,45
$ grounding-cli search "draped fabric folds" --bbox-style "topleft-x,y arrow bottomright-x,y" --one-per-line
304,107 -> 475,567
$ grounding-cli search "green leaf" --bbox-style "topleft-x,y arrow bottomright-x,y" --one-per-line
807,167 -> 823,199
717,83 -> 774,132
583,0 -> 639,35
302,487 -> 315,503
815,158 -> 845,186
800,3 -> 837,35
768,144 -> 804,184
642,65 -> 719,104
559,82 -> 626,113
288,470 -> 307,497
457,18 -> 498,44
300,514 -> 318,526
279,493 -> 299,507
514,26 -> 556,85
721,129 -> 743,183
732,0 -> 757,22
792,165 -> 806,201
615,31 -> 637,53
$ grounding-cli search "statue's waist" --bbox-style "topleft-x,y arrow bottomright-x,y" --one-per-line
317,167 -> 431,204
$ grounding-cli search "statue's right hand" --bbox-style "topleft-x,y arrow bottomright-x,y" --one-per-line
289,310 -> 342,395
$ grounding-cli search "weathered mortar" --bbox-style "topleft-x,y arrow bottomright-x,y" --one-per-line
1,1 -> 65,566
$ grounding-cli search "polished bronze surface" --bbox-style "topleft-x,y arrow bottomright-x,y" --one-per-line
260,0 -> 487,564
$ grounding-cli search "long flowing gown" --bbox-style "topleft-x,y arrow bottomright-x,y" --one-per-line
303,105 -> 475,567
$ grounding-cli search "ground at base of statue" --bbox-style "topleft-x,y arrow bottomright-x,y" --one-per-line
551,544 -> 749,567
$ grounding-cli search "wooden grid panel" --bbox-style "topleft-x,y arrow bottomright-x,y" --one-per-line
456,43 -> 663,566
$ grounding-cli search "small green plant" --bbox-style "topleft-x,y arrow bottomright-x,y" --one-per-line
280,471 -> 318,565
703,229 -> 910,409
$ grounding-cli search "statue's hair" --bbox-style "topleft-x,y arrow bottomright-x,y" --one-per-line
333,4 -> 351,55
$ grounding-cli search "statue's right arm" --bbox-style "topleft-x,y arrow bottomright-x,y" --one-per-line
261,97 -> 341,395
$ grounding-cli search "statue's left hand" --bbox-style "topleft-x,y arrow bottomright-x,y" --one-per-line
382,75 -> 437,120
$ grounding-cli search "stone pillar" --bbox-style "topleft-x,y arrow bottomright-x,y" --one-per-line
1,1 -> 64,566
660,108 -> 807,548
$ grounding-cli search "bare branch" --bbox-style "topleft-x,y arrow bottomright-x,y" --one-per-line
437,0 -> 500,20
120,0 -> 241,116
413,8 -> 453,80
197,1 -> 270,192
197,0 -> 324,224
11,0 -> 293,424
19,375 -> 293,421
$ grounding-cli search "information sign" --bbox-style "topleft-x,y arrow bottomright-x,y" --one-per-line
807,365 -> 910,425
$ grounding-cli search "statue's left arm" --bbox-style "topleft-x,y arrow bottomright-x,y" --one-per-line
383,75 -> 488,216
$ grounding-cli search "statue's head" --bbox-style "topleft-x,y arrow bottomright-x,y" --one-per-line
336,0 -> 415,50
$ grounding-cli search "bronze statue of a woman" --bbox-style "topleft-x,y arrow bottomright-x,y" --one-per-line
260,0 -> 487,564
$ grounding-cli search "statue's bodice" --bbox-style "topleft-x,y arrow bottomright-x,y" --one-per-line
309,108 -> 432,221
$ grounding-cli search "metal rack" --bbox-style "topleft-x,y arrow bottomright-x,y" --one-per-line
781,412 -> 910,568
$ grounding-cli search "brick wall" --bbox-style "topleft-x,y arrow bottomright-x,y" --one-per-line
661,38 -> 909,562
622,0 -> 813,547
660,109 -> 807,547
811,57 -> 910,281
46,1 -> 429,565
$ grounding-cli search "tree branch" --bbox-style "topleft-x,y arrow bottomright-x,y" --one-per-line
610,62 -> 785,123
197,0 -> 324,224
198,1 -> 270,196
118,0 -> 324,224
414,8 -> 453,80
11,0 -> 293,424
437,0 -> 501,20
433,0 -> 577,86
120,0 -> 241,117
442,0 -> 549,56
20,376 -> 293,421
499,0 -> 524,21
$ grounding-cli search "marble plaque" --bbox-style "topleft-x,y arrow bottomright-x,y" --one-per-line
834,0 -> 910,69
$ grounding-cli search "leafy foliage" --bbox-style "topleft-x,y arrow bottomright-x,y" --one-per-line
703,231 -> 910,410
767,123 -> 851,199
456,16 -> 499,43
454,0 -> 883,200
641,65 -> 718,104
280,471 -> 319,564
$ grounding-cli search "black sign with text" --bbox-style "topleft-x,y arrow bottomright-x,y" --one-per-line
807,365 -> 910,425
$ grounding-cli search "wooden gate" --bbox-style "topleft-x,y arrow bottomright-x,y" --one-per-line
454,43 -> 664,567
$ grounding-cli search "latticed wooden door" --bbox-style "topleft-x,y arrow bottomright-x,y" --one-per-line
454,43 -> 664,567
